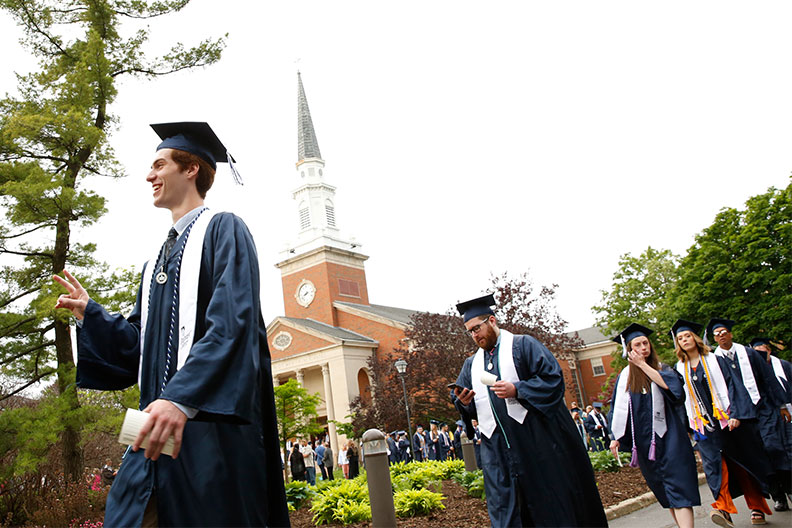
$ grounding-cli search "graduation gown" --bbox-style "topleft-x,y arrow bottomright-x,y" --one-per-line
76,213 -> 289,527
679,358 -> 771,500
607,366 -> 700,509
454,334 -> 607,528
720,346 -> 789,471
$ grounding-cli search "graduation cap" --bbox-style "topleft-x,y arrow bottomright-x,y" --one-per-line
429,419 -> 439,425
612,323 -> 653,358
670,319 -> 703,347
455,419 -> 465,427
592,402 -> 603,409
749,337 -> 771,349
456,293 -> 496,323
151,121 -> 242,184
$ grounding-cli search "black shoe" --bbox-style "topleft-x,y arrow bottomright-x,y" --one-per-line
774,499 -> 789,512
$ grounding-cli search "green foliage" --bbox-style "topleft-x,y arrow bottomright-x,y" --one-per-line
273,379 -> 325,467
593,246 -> 680,364
452,469 -> 486,499
669,183 -> 792,357
284,479 -> 315,510
393,488 -> 445,518
329,416 -> 355,439
588,450 -> 630,472
310,479 -> 371,525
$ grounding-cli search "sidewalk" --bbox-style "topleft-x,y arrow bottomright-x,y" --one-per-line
609,481 -> 791,528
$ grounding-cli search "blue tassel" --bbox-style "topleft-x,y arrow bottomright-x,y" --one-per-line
693,430 -> 707,442
629,446 -> 639,467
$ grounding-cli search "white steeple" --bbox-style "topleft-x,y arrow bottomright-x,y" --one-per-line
282,72 -> 359,257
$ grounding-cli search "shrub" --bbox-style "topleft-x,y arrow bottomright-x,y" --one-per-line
393,488 -> 445,517
310,479 -> 370,525
284,480 -> 314,509
452,469 -> 485,499
588,450 -> 631,472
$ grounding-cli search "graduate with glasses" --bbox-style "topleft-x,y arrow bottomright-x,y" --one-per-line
607,323 -> 699,528
673,320 -> 772,527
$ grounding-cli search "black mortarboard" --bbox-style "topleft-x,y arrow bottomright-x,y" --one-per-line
592,402 -> 603,409
611,323 -> 654,346
749,337 -> 771,349
706,318 -> 735,336
151,121 -> 242,183
456,294 -> 496,323
671,319 -> 703,337
430,419 -> 439,425
455,419 -> 464,427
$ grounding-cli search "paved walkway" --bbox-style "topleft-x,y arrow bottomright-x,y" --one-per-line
609,481 -> 791,528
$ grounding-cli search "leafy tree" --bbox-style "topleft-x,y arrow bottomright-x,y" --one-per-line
350,272 -> 581,435
0,0 -> 225,481
592,246 -> 680,364
669,183 -> 791,357
274,378 -> 325,468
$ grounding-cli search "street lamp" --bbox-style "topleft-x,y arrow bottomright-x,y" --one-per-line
394,358 -> 414,462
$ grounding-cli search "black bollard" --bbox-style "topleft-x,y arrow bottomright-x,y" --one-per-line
461,431 -> 478,471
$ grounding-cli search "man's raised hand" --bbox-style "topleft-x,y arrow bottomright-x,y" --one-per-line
53,269 -> 89,320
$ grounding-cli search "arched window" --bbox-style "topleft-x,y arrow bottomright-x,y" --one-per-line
357,368 -> 371,404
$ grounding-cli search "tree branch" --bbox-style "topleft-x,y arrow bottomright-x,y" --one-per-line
0,224 -> 56,240
0,368 -> 56,402
0,340 -> 55,366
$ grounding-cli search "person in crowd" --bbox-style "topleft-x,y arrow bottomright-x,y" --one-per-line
338,442 -> 349,479
428,420 -> 440,460
585,402 -> 609,452
673,319 -> 773,527
608,323 -> 699,528
315,439 -> 327,480
322,441 -> 335,481
438,423 -> 451,461
572,411 -> 588,449
453,421 -> 464,461
452,294 -> 607,527
290,443 -> 306,482
398,431 -> 411,462
750,336 -> 792,512
301,439 -> 316,485
346,441 -> 360,479
709,318 -> 789,524
569,401 -> 582,415
386,431 -> 399,465
52,122 -> 288,527
471,418 -> 482,469
101,459 -> 116,487
413,425 -> 428,462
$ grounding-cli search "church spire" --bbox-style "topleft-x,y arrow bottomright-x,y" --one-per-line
297,71 -> 322,162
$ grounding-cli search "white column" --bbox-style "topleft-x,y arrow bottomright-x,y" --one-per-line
296,369 -> 304,386
272,376 -> 280,387
321,363 -> 339,460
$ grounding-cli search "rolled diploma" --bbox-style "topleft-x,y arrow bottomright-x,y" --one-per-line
118,408 -> 175,457
480,372 -> 498,386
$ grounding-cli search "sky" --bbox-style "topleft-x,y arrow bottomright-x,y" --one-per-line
1,1 -> 791,332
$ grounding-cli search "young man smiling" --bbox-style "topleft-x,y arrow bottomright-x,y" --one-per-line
54,122 -> 289,527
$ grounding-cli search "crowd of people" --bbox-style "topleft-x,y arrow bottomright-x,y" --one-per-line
286,437 -> 360,483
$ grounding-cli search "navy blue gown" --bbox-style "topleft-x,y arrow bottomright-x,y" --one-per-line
720,347 -> 789,474
680,357 -> 771,501
76,213 -> 289,527
454,334 -> 607,527
607,366 -> 700,509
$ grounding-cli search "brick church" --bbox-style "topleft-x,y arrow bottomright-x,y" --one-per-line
267,74 -> 619,458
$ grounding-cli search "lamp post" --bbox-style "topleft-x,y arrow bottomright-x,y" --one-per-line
394,358 -> 414,462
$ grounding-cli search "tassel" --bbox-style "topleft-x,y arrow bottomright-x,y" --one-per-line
629,445 -> 639,467
620,335 -> 628,359
648,435 -> 656,461
227,151 -> 244,185
693,430 -> 707,442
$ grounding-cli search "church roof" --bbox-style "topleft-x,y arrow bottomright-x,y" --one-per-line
281,316 -> 376,343
297,72 -> 322,161
335,302 -> 419,325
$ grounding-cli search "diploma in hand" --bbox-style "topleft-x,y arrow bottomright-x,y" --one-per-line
118,408 -> 175,457
480,372 -> 498,386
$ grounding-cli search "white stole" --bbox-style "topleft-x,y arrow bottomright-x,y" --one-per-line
138,210 -> 218,386
715,343 -> 759,405
470,329 -> 527,439
675,354 -> 730,429
610,366 -> 667,441
770,356 -> 792,414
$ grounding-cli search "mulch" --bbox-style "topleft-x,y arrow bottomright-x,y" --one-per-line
289,467 -> 653,527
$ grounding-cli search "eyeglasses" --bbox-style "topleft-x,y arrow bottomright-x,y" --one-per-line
467,320 -> 489,336
713,329 -> 730,337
